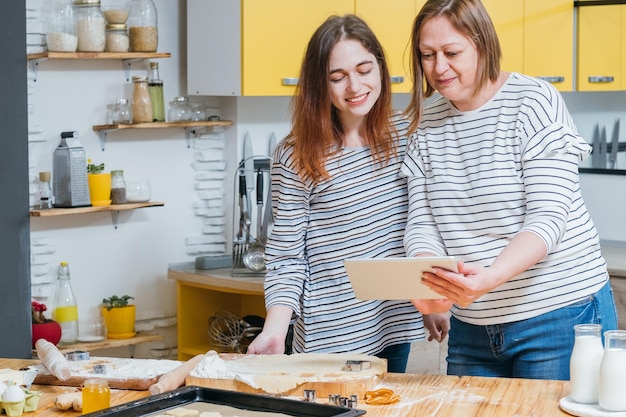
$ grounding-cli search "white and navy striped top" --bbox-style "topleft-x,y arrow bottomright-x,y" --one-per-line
264,114 -> 425,354
401,72 -> 609,325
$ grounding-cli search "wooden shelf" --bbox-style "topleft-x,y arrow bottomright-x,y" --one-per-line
32,332 -> 164,358
30,201 -> 164,217
27,52 -> 171,60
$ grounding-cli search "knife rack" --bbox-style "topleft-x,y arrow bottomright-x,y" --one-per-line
232,156 -> 271,277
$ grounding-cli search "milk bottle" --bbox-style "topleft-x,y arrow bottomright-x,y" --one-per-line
598,330 -> 626,411
569,324 -> 604,403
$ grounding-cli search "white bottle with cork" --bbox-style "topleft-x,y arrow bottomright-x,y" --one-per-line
51,261 -> 79,345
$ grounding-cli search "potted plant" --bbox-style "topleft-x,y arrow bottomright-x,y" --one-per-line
87,159 -> 111,206
31,300 -> 62,348
101,295 -> 136,339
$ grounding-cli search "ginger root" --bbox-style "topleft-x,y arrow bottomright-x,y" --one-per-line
54,391 -> 82,411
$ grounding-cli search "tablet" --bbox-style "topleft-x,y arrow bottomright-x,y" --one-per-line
344,256 -> 457,300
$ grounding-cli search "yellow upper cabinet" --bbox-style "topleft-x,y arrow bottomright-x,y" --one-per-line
577,4 -> 622,91
482,0 -> 525,74
187,0 -> 352,96
524,0 -> 573,91
355,0 -> 418,93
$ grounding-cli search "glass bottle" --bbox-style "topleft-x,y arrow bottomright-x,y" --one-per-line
111,98 -> 131,124
127,0 -> 158,52
38,171 -> 53,209
105,23 -> 129,52
110,170 -> 127,204
51,261 -> 79,345
131,75 -> 153,123
598,330 -> 626,411
569,323 -> 604,404
167,96 -> 191,122
45,0 -> 77,52
82,378 -> 111,413
74,0 -> 106,52
148,62 -> 165,122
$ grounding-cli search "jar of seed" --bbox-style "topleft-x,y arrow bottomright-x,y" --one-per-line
105,23 -> 129,52
74,0 -> 106,52
131,75 -> 153,123
110,170 -> 127,204
127,0 -> 158,52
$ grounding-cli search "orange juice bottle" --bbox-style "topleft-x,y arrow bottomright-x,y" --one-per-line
82,378 -> 110,414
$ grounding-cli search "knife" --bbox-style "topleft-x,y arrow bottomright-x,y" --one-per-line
243,132 -> 254,219
260,133 -> 277,243
599,126 -> 607,169
609,118 -> 620,169
591,124 -> 600,168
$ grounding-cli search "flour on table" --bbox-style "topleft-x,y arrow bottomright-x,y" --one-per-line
36,357 -> 182,379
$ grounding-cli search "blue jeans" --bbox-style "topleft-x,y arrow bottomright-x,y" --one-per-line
447,280 -> 618,380
376,343 -> 411,373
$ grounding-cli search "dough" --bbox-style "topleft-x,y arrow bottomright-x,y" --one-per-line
165,407 -> 199,416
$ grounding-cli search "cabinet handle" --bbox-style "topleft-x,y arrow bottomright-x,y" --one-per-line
537,76 -> 565,84
588,76 -> 615,84
281,78 -> 298,86
390,76 -> 405,84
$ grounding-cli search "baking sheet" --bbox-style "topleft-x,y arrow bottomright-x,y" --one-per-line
84,386 -> 365,417
344,256 -> 458,300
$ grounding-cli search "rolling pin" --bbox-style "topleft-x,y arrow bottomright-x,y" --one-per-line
35,339 -> 72,381
148,354 -> 205,395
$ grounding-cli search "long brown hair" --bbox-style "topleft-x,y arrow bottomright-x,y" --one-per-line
405,0 -> 502,133
286,14 -> 397,183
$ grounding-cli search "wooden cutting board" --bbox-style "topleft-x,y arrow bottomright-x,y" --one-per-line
33,357 -> 182,390
185,353 -> 386,399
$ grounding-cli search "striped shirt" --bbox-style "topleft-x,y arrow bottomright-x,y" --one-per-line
401,72 -> 609,325
264,114 -> 425,354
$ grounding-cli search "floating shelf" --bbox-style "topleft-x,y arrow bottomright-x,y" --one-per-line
92,120 -> 234,149
30,202 -> 165,228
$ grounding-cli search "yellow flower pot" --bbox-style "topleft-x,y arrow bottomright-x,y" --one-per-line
88,173 -> 112,206
101,305 -> 136,339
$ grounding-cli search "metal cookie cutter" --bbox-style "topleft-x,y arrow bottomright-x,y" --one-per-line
65,350 -> 90,361
303,389 -> 316,402
343,360 -> 371,372
93,364 -> 108,374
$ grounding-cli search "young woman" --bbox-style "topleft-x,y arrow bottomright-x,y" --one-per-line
247,14 -> 448,372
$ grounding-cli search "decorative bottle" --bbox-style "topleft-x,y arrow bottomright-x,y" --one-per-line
147,62 -> 165,122
569,323 -> 604,404
127,0 -> 158,52
131,75 -> 153,123
110,170 -> 127,204
598,330 -> 626,411
38,171 -> 54,209
51,261 -> 79,345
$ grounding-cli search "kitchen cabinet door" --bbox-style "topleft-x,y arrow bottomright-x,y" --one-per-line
187,0 -> 352,96
355,0 -> 418,93
482,0 -> 524,74
524,0 -> 573,91
577,5 -> 622,91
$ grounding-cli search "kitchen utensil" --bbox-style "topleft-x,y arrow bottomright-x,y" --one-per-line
243,132 -> 254,218
148,354 -> 205,395
609,118 -> 620,169
260,133 -> 277,244
243,168 -> 266,272
207,311 -> 262,353
599,126 -> 608,168
591,124 -> 600,168
232,172 -> 247,269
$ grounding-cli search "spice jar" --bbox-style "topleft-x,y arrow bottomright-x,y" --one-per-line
131,75 -> 153,123
45,0 -> 77,52
110,170 -> 127,204
105,23 -> 129,52
74,0 -> 106,52
127,0 -> 158,52
38,172 -> 53,209
168,96 -> 192,122
82,378 -> 110,414
111,98 -> 131,123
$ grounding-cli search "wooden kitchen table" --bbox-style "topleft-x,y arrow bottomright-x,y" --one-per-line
1,358 -> 572,416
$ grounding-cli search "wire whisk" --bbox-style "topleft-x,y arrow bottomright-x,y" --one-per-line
208,311 -> 263,353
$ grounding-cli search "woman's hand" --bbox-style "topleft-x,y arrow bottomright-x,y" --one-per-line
423,313 -> 450,342
410,298 -> 453,314
246,305 -> 292,355
422,261 -> 498,307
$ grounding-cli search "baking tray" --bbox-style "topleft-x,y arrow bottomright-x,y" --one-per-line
83,385 -> 366,417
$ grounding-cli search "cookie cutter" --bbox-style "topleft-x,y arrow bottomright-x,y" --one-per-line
343,360 -> 371,372
93,364 -> 108,374
65,350 -> 90,361
303,389 -> 316,401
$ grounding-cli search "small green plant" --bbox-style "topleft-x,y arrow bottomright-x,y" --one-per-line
87,158 -> 105,174
102,295 -> 134,311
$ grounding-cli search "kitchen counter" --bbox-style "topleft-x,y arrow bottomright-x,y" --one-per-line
1,358 -> 571,416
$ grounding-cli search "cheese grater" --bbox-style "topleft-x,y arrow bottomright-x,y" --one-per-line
52,131 -> 92,208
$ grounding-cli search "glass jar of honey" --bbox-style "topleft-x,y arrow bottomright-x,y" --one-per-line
82,378 -> 110,413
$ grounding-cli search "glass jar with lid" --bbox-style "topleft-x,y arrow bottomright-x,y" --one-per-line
127,0 -> 158,52
45,0 -> 77,52
111,98 -> 131,123
131,76 -> 153,123
105,23 -> 129,52
168,96 -> 192,122
110,170 -> 127,204
74,0 -> 106,52
101,0 -> 131,24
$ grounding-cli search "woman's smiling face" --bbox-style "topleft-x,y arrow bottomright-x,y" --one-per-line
328,39 -> 381,123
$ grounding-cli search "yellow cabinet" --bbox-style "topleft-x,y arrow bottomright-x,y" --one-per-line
482,0 -> 525,74
188,0 -> 352,96
524,0 -> 574,91
356,0 -> 418,93
577,4 -> 622,91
